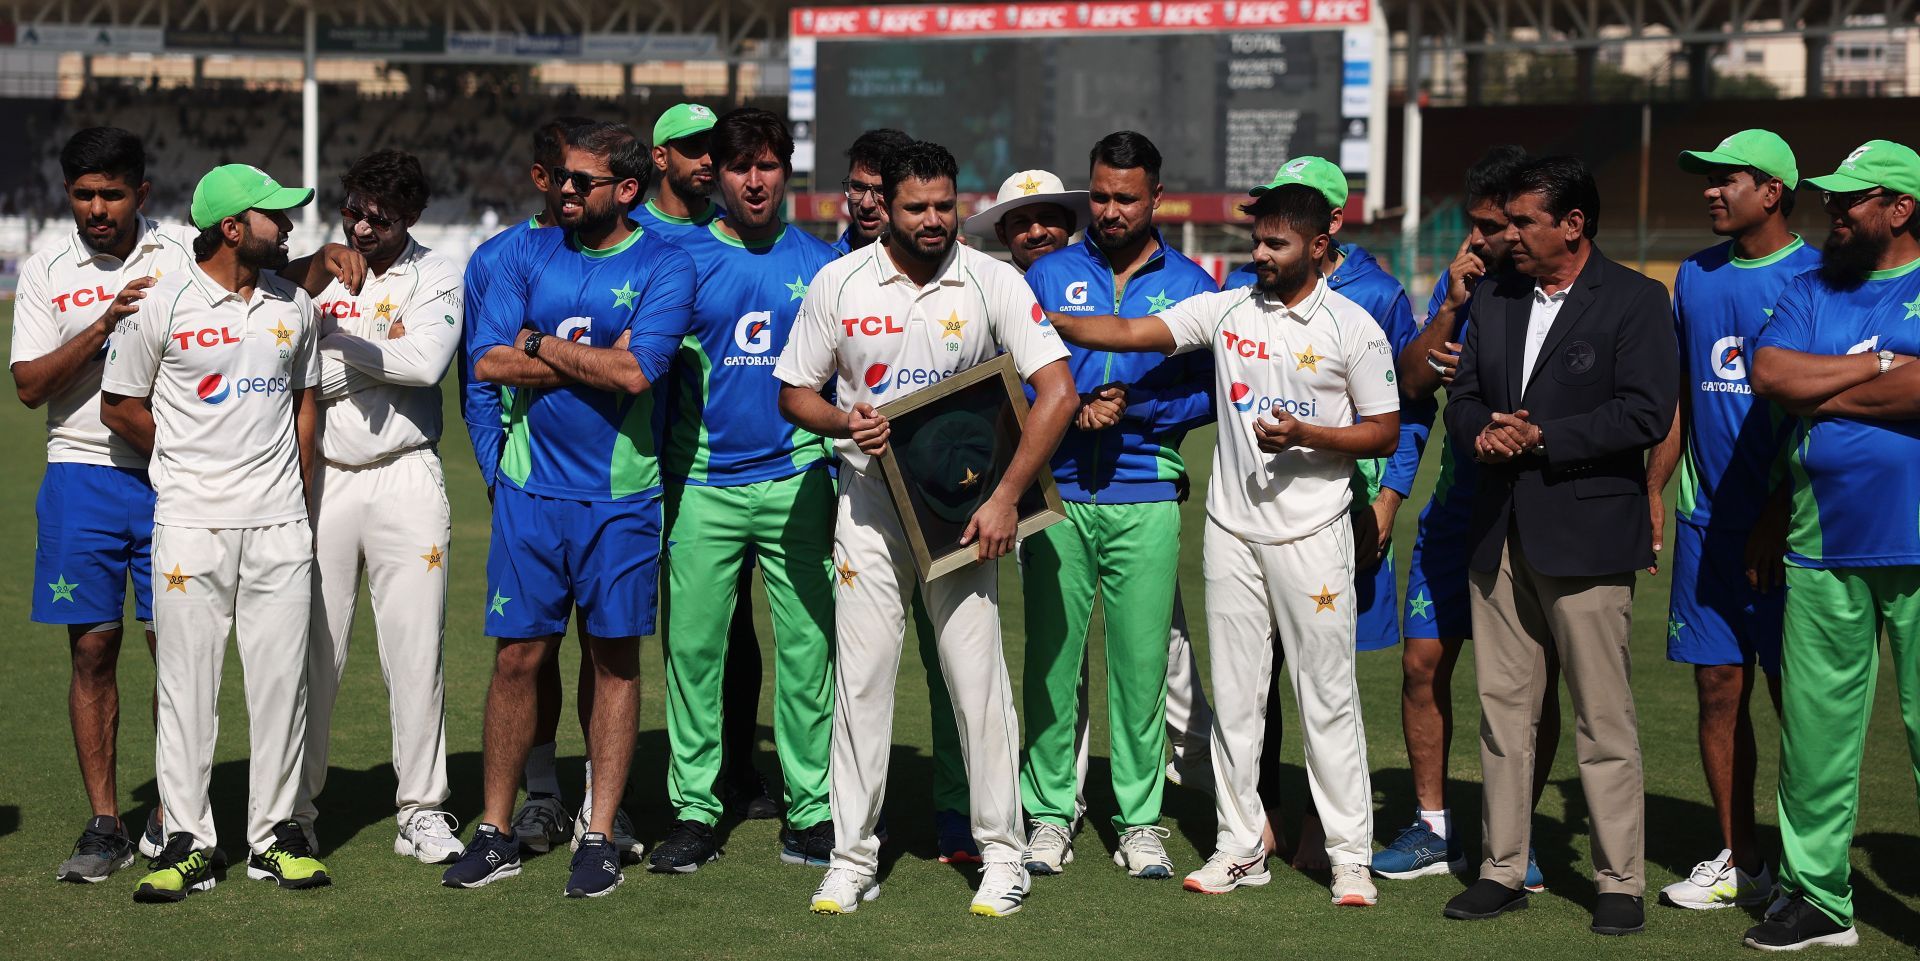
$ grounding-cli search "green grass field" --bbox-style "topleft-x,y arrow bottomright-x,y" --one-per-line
0,299 -> 1914,960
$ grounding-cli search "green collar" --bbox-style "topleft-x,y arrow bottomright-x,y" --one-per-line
645,199 -> 713,226
1867,254 -> 1920,281
709,219 -> 786,250
1730,234 -> 1804,269
572,221 -> 644,259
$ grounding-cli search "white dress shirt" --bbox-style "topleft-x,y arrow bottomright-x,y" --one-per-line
1520,281 -> 1571,394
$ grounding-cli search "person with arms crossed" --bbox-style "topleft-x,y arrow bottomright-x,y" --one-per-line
1049,180 -> 1399,908
1744,139 -> 1920,952
1017,132 -> 1216,879
438,122 -> 695,899
1650,130 -> 1818,913
774,140 -> 1077,918
100,164 -> 330,902
651,108 -> 840,872
1439,157 -> 1677,938
297,149 -> 468,865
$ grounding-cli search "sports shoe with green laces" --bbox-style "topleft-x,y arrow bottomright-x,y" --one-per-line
248,820 -> 332,890
133,834 -> 224,904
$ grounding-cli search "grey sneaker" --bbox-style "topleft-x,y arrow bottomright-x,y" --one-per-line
1023,819 -> 1074,875
572,799 -> 644,864
58,815 -> 135,883
1113,825 -> 1174,879
510,793 -> 572,855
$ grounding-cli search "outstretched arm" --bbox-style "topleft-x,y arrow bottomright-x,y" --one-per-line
1047,311 -> 1178,355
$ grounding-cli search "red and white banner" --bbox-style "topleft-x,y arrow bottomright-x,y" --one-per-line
790,1 -> 1371,38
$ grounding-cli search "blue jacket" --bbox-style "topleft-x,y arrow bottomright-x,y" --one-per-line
1027,231 -> 1218,504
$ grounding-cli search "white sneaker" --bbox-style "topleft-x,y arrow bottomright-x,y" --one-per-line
1659,849 -> 1774,910
1023,819 -> 1074,875
138,810 -> 166,859
571,800 -> 644,864
1183,850 -> 1271,894
395,810 -> 465,864
510,795 -> 572,854
1331,863 -> 1379,906
970,862 -> 1031,917
810,867 -> 879,914
1114,825 -> 1174,879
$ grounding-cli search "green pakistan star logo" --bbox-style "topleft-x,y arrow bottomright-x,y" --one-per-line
1407,590 -> 1432,619
1904,294 -> 1920,321
786,276 -> 809,301
489,590 -> 512,616
610,282 -> 640,309
48,574 -> 77,603
1667,616 -> 1686,639
1145,290 -> 1177,314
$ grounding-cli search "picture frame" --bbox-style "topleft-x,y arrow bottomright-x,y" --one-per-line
874,353 -> 1067,581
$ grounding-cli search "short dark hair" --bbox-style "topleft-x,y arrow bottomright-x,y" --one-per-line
710,107 -> 794,172
570,122 -> 653,204
61,127 -> 146,186
532,115 -> 595,169
1464,144 -> 1528,207
340,149 -> 430,220
1742,166 -> 1798,216
845,128 -> 912,177
1089,130 -> 1163,186
1241,183 -> 1333,238
1510,156 -> 1600,238
191,224 -> 224,260
881,140 -> 959,204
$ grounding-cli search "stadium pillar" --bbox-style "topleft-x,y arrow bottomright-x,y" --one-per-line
1400,1 -> 1424,263
1685,42 -> 1713,101
302,6 -> 319,234
1464,52 -> 1485,106
1575,47 -> 1597,101
1803,33 -> 1827,98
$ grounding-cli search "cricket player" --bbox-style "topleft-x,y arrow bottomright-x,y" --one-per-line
1745,138 -> 1920,951
652,107 -> 840,871
439,121 -> 694,899
636,103 -> 723,237
297,149 -> 466,865
774,140 -> 1076,917
830,128 -> 913,255
1017,133 -> 1217,879
100,163 -> 329,902
1650,130 -> 1817,912
1048,178 -> 1399,908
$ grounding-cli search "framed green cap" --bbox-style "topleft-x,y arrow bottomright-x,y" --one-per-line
652,103 -> 717,147
1249,156 -> 1348,208
189,164 -> 314,230
1677,128 -> 1799,189
1805,139 -> 1920,197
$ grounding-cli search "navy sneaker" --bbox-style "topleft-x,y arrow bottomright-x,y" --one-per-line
1524,846 -> 1545,892
648,819 -> 719,874
441,823 -> 522,888
565,832 -> 624,898
1372,819 -> 1464,879
780,821 -> 834,867
935,809 -> 980,864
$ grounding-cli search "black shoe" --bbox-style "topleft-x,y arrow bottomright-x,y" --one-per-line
648,819 -> 719,874
565,832 -> 624,898
1591,893 -> 1645,936
779,821 -> 834,866
722,771 -> 782,820
1743,894 -> 1859,951
1443,879 -> 1529,920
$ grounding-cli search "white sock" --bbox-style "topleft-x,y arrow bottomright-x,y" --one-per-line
1420,809 -> 1451,840
524,741 -> 561,799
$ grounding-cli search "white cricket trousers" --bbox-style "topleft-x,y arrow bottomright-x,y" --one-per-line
830,469 -> 1025,873
299,448 -> 452,829
1203,514 -> 1373,865
151,520 -> 313,855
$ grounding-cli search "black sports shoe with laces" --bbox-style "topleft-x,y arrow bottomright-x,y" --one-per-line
779,821 -> 834,866
648,819 -> 719,874
57,815 -> 136,883
1743,894 -> 1859,951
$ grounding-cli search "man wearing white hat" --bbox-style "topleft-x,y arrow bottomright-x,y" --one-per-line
964,169 -> 1091,273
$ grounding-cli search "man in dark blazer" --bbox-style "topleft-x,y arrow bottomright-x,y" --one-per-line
1439,156 -> 1678,936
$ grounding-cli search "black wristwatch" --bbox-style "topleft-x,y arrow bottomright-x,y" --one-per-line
523,331 -> 546,357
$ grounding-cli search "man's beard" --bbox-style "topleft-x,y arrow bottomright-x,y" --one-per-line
573,194 -> 624,236
887,221 -> 953,264
1092,217 -> 1149,256
1255,258 -> 1315,300
1821,227 -> 1887,291
80,219 -> 133,255
237,227 -> 289,271
668,167 -> 714,201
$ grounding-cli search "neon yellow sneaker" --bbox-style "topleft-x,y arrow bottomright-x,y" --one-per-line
248,820 -> 332,890
132,835 -> 223,904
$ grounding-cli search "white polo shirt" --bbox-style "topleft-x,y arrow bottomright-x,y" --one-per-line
1158,277 -> 1399,545
774,239 -> 1069,475
100,264 -> 321,528
313,238 -> 465,466
9,217 -> 197,467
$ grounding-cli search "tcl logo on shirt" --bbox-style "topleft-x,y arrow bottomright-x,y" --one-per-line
842,315 -> 905,337
318,300 -> 363,319
169,327 -> 242,351
1221,329 -> 1275,359
52,285 -> 118,313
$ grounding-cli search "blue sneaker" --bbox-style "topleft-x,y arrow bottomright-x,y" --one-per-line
1372,819 -> 1465,879
441,823 -> 522,888
565,832 -> 624,898
1524,846 -> 1545,892
934,809 -> 980,864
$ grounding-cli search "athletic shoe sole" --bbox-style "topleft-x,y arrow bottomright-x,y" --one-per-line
780,850 -> 831,867
647,855 -> 716,874
811,884 -> 880,914
395,833 -> 464,865
1373,857 -> 1467,880
1744,928 -> 1860,952
1592,920 -> 1646,936
939,851 -> 983,864
247,866 -> 332,890
1183,872 -> 1272,894
564,873 -> 625,899
441,862 -> 522,888
58,851 -> 135,883
1444,896 -> 1529,920
133,876 -> 217,903
1333,890 -> 1380,906
970,901 -> 1023,917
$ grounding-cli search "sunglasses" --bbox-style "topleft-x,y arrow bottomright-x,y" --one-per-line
546,165 -> 621,195
1822,188 -> 1890,211
340,206 -> 397,231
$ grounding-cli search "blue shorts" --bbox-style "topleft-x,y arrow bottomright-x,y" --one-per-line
1355,548 -> 1399,652
1403,500 -> 1473,641
485,484 -> 663,639
33,462 -> 154,626
1667,521 -> 1783,675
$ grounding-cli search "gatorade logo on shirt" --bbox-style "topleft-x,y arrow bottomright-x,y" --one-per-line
558,317 -> 592,342
1060,280 -> 1094,312
1703,335 -> 1750,393
725,311 -> 777,367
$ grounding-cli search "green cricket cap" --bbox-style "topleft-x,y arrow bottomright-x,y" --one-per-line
1249,156 -> 1348,208
1805,139 -> 1920,197
652,103 -> 717,147
1677,128 -> 1800,189
189,164 -> 314,230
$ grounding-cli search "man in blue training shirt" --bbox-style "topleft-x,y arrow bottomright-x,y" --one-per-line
441,121 -> 695,900
635,103 -> 722,241
1650,129 -> 1820,913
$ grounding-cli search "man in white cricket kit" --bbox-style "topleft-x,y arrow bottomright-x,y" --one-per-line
295,150 -> 466,865
100,163 -> 331,903
1048,180 -> 1399,907
773,141 -> 1077,918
